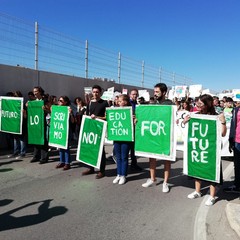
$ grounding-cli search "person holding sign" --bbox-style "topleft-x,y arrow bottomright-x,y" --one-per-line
7,90 -> 27,159
112,94 -> 133,185
184,94 -> 227,206
55,96 -> 75,170
29,86 -> 49,164
224,104 -> 240,193
142,83 -> 174,193
81,85 -> 109,179
129,89 -> 142,171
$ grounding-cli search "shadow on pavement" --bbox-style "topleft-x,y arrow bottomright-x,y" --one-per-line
0,168 -> 13,172
0,199 -> 68,231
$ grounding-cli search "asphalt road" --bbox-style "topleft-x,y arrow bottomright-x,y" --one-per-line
0,145 -> 239,240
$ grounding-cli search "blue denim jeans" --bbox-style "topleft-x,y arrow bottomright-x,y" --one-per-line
59,148 -> 71,164
234,142 -> 240,188
14,136 -> 26,155
114,141 -> 130,176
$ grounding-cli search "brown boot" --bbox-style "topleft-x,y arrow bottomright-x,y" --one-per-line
95,172 -> 105,179
63,164 -> 71,170
82,168 -> 95,175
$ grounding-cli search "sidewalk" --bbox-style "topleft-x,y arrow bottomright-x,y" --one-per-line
226,201 -> 240,237
221,161 -> 240,238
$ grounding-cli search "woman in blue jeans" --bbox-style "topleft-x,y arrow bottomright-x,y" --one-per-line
55,96 -> 75,170
112,94 -> 132,185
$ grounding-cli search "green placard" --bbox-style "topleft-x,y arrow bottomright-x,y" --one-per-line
106,107 -> 133,141
183,114 -> 221,183
135,105 -> 176,160
49,105 -> 69,149
27,100 -> 44,145
76,116 -> 106,169
0,97 -> 23,134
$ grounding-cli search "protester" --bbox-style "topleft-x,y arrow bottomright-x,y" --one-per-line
224,103 -> 240,193
137,96 -> 145,104
114,95 -> 120,107
112,94 -> 132,185
55,96 -> 75,170
181,100 -> 191,112
30,86 -> 49,164
142,83 -> 173,193
213,96 -> 223,114
129,89 -> 142,171
183,94 -> 227,206
28,91 -> 35,101
7,90 -> 27,159
74,97 -> 86,140
81,85 -> 109,179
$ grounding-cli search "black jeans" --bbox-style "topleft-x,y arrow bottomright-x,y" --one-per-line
88,147 -> 106,173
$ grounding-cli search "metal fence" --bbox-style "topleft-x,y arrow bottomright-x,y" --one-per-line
0,12 -> 195,89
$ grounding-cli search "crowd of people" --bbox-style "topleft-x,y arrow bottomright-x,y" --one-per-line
3,82 -> 240,206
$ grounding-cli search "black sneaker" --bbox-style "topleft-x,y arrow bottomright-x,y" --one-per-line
30,158 -> 39,163
223,185 -> 240,193
39,159 -> 48,164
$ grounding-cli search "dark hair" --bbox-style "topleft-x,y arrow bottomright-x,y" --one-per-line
92,85 -> 102,92
74,97 -> 85,106
199,94 -> 216,115
154,83 -> 168,93
59,96 -> 71,106
49,95 -> 57,104
14,91 -> 23,97
28,91 -> 34,96
33,86 -> 45,95
6,91 -> 14,96
226,97 -> 233,102
182,100 -> 191,111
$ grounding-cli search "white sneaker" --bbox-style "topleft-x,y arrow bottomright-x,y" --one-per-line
118,176 -> 126,185
205,196 -> 216,206
162,182 -> 169,193
187,191 -> 202,199
142,178 -> 155,188
113,175 -> 121,184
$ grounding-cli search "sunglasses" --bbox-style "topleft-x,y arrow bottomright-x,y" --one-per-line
58,99 -> 64,103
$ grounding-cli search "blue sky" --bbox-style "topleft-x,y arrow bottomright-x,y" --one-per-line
1,0 -> 240,92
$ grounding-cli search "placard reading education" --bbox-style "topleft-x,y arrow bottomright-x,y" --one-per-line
106,107 -> 133,141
